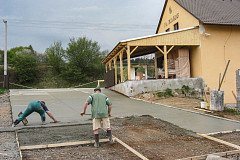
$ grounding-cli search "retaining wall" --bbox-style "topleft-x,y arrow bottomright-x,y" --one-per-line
110,78 -> 204,97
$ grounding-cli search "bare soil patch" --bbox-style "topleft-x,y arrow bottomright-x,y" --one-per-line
213,131 -> 240,146
112,116 -> 233,159
135,93 -> 240,121
22,143 -> 140,160
18,116 -> 234,160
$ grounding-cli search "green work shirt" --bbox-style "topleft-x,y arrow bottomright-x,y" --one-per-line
87,93 -> 111,119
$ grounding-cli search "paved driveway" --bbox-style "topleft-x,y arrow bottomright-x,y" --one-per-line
10,88 -> 240,134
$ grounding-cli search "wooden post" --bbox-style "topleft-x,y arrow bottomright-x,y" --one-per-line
109,60 -> 112,70
114,57 -> 117,85
127,45 -> 131,80
119,51 -> 124,82
105,64 -> 108,73
154,52 -> 158,79
163,45 -> 168,79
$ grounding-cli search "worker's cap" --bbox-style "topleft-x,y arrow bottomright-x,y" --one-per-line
94,86 -> 101,92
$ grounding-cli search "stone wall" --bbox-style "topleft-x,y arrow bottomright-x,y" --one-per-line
110,78 -> 204,97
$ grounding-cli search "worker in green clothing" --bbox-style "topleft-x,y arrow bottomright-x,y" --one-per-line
13,100 -> 59,126
80,86 -> 113,148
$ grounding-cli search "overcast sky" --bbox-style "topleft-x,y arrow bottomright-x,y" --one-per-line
0,0 -> 164,53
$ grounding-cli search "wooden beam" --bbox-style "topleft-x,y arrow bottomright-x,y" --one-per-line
127,45 -> 131,80
198,133 -> 240,150
20,139 -> 110,150
130,46 -> 138,55
155,46 -> 164,54
108,61 -> 112,70
154,53 -> 158,79
167,45 -> 174,54
114,136 -> 149,160
105,64 -> 108,73
179,150 -> 240,160
163,45 -> 168,79
114,57 -> 117,85
119,51 -> 124,82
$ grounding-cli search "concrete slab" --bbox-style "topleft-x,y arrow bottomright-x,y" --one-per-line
10,88 -> 240,134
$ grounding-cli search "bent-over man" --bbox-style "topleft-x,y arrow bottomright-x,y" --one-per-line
13,100 -> 58,126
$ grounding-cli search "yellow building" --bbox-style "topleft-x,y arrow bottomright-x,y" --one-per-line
103,0 -> 240,105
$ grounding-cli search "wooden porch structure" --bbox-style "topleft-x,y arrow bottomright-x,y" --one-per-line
102,27 -> 200,85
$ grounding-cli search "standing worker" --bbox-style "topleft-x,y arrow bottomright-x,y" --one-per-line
13,100 -> 59,126
80,87 -> 113,147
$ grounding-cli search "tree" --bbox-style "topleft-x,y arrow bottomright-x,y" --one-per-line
45,42 -> 66,75
65,37 -> 105,83
12,53 -> 38,84
0,50 -> 3,65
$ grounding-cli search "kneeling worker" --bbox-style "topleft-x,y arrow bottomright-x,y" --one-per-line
13,100 -> 59,126
80,87 -> 113,147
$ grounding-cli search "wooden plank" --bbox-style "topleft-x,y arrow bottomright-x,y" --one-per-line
178,150 -> 240,160
20,139 -> 109,150
114,136 -> 149,160
198,133 -> 240,150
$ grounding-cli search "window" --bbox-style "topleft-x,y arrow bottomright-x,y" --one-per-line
174,22 -> 179,30
165,28 -> 170,32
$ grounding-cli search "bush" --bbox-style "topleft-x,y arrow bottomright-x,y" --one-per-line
156,88 -> 173,98
224,108 -> 240,115
0,88 -> 7,94
12,54 -> 38,84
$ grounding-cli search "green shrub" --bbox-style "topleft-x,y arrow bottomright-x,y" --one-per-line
224,108 -> 240,115
0,88 -> 6,94
181,85 -> 190,95
156,88 -> 173,98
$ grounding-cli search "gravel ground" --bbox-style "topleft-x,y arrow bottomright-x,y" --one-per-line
111,116 -> 234,159
18,116 -> 235,160
213,131 -> 240,146
135,94 -> 240,121
18,124 -> 105,146
0,93 -> 12,127
0,132 -> 20,160
22,143 -> 140,160
0,93 -> 20,160
1,92 -> 240,159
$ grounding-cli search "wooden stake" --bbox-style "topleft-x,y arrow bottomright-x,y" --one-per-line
20,139 -> 110,150
114,136 -> 149,160
198,133 -> 240,150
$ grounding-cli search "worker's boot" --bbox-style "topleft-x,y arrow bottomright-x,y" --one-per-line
94,134 -> 100,148
107,130 -> 114,144
13,119 -> 20,127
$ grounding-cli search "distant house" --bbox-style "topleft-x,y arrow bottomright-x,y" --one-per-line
102,0 -> 240,105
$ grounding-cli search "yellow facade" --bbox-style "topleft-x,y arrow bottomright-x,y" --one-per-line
157,0 -> 199,33
157,0 -> 240,104
200,26 -> 240,103
103,0 -> 240,104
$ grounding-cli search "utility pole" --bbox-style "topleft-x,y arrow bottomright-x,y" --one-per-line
3,20 -> 8,89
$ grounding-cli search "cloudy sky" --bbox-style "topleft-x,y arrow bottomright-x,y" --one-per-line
0,0 -> 164,53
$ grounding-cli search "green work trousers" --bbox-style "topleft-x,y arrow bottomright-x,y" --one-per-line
17,101 -> 46,122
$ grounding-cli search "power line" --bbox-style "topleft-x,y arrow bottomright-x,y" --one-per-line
7,18 -> 156,31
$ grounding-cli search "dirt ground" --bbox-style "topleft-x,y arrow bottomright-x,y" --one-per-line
135,93 -> 240,121
18,116 -> 235,160
1,92 -> 240,160
213,131 -> 240,146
